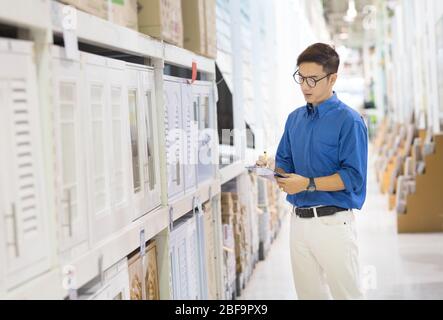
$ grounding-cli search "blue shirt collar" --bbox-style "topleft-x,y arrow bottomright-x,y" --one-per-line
305,92 -> 339,118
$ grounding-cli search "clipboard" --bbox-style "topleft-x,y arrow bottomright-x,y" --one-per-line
245,166 -> 287,179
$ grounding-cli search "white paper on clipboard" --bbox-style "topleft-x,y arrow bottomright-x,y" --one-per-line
246,166 -> 286,182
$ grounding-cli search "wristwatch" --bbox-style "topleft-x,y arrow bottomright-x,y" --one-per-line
307,177 -> 316,192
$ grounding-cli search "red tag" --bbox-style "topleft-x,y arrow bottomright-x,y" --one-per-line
188,61 -> 197,84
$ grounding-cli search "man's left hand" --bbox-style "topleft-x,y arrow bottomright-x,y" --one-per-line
276,174 -> 309,195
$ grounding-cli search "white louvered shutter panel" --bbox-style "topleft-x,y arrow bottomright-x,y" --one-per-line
185,216 -> 200,300
203,202 -> 217,299
195,83 -> 216,184
164,80 -> 184,199
170,219 -> 191,300
195,206 -> 208,299
7,79 -> 46,268
181,83 -> 197,192
0,39 -> 50,288
169,230 -> 180,299
177,235 -> 189,299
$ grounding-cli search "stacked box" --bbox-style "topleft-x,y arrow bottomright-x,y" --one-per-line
221,192 -> 235,225
222,223 -> 236,295
58,0 -> 108,19
222,192 -> 247,275
258,207 -> 270,260
109,0 -> 138,30
138,0 -> 184,47
204,0 -> 217,58
221,192 -> 234,210
145,241 -> 160,300
266,181 -> 279,236
222,188 -> 256,285
247,174 -> 260,264
181,0 -> 217,58
127,240 -> 160,300
257,177 -> 268,207
203,201 -> 217,300
234,205 -> 251,275
58,0 -> 138,30
127,252 -> 143,300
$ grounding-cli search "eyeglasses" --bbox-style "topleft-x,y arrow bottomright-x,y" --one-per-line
293,69 -> 334,88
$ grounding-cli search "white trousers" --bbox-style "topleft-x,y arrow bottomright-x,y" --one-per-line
290,208 -> 364,300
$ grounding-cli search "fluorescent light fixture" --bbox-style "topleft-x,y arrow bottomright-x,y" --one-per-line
344,0 -> 358,22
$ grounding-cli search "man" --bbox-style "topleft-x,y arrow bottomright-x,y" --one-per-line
257,43 -> 368,300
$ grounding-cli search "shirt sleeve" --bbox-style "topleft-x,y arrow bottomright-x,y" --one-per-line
337,117 -> 368,194
275,114 -> 295,174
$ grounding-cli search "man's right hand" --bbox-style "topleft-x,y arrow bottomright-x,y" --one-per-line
256,154 -> 275,170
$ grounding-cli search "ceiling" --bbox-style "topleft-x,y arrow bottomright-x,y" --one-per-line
322,0 -> 377,49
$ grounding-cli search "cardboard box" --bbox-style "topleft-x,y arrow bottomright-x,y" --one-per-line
181,0 -> 216,58
204,0 -> 217,58
182,0 -> 206,54
222,214 -> 233,225
127,253 -> 144,300
145,241 -> 160,300
399,134 -> 443,232
127,240 -> 159,300
109,0 -> 138,30
58,0 -> 108,19
203,201 -> 217,300
221,192 -> 233,203
221,192 -> 234,211
138,0 -> 183,47
221,202 -> 233,213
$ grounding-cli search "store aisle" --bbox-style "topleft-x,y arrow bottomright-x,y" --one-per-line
240,150 -> 443,300
238,210 -> 297,300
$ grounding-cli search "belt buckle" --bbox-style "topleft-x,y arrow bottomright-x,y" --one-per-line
312,207 -> 318,218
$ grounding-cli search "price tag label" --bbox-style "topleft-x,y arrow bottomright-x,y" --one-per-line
140,229 -> 146,256
62,5 -> 79,61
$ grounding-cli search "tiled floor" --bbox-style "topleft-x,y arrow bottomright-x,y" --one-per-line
239,152 -> 443,300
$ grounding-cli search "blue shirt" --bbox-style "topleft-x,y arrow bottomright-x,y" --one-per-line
275,92 -> 368,209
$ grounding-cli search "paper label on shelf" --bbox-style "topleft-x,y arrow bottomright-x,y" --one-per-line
188,61 -> 197,84
61,5 -> 79,61
197,200 -> 203,216
213,82 -> 219,104
62,264 -> 78,300
140,229 -> 146,256
63,28 -> 79,61
169,207 -> 174,231
61,5 -> 78,30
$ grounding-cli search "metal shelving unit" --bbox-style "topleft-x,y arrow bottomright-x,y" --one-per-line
0,0 -> 268,300
170,179 -> 221,222
0,0 -> 51,30
219,161 -> 246,185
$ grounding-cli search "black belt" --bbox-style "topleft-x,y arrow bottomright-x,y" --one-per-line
294,206 -> 349,218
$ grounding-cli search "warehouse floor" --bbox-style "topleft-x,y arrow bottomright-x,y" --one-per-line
239,151 -> 443,300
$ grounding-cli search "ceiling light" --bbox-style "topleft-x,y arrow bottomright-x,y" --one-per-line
344,0 -> 358,22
